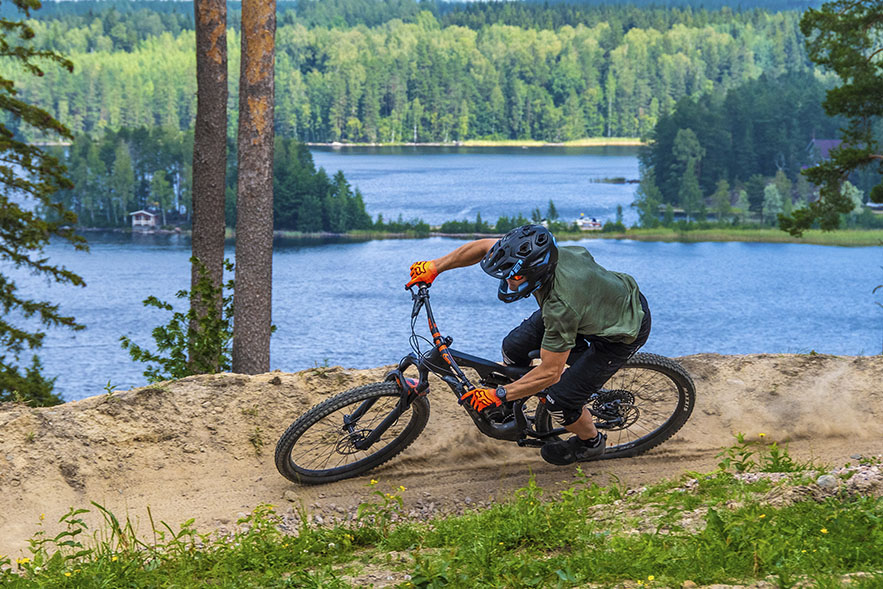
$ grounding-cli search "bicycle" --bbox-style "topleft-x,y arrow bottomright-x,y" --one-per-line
275,284 -> 696,485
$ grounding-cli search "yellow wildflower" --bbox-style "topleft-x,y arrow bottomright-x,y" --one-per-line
39,513 -> 45,521
648,575 -> 655,581
16,557 -> 30,565
65,573 -> 72,577
758,433 -> 766,438
821,528 -> 828,534
111,556 -> 118,562
759,514 -> 766,519
369,479 -> 378,486
399,485 -> 406,492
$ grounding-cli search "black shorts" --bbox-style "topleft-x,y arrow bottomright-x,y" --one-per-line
501,293 -> 651,426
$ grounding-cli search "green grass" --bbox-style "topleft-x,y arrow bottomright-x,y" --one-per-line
269,226 -> 883,247
2,441 -> 882,588
561,227 -> 883,247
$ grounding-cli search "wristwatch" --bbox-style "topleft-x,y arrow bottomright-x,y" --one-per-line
495,386 -> 508,402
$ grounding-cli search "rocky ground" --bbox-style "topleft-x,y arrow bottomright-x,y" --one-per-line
1,353 -> 882,561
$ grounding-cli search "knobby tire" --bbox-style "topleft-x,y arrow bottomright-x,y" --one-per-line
275,382 -> 430,485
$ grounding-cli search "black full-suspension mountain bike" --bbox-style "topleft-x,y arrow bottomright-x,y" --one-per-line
275,284 -> 696,485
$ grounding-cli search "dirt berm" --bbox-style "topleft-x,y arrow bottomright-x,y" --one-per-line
1,353 -> 882,558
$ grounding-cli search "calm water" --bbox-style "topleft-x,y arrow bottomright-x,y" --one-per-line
4,147 -> 882,401
311,146 -> 641,226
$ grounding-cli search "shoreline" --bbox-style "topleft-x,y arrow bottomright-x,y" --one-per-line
304,137 -> 645,148
78,226 -> 883,247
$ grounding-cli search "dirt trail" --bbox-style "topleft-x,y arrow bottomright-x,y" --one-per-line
1,353 -> 882,558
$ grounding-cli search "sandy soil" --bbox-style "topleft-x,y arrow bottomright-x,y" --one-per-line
1,353 -> 882,559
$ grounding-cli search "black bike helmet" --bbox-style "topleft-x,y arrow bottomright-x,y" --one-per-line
480,224 -> 558,303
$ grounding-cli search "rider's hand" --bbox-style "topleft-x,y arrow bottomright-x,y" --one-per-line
459,387 -> 503,412
406,260 -> 438,288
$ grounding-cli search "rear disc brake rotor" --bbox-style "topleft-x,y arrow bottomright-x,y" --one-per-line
592,389 -> 639,430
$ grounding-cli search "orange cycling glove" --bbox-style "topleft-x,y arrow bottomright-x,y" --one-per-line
406,260 -> 439,288
459,387 -> 503,412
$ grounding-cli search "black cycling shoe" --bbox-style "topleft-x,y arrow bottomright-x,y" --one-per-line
540,434 -> 606,465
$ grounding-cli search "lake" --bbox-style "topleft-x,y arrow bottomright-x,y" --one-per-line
4,147 -> 882,401
310,145 -> 642,226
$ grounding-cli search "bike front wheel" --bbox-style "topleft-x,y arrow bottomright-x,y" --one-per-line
535,352 -> 695,460
275,382 -> 430,485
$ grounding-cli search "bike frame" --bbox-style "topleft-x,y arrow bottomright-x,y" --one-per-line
372,284 -> 567,448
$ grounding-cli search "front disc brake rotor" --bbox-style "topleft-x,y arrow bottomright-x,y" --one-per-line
335,429 -> 371,455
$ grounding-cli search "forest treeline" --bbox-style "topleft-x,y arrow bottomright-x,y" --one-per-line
634,72 -> 883,230
50,129 -> 375,233
1,1 -> 814,144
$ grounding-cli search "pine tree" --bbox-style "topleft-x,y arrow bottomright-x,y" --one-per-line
0,0 -> 86,405
234,0 -> 277,374
781,0 -> 883,235
190,0 -> 229,372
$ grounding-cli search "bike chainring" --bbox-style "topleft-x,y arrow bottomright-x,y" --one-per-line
592,389 -> 639,430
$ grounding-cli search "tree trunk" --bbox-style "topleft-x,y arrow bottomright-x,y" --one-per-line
233,0 -> 276,374
190,0 -> 228,370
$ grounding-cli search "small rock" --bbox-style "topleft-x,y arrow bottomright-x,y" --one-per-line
816,474 -> 839,490
851,454 -> 863,460
269,376 -> 282,385
682,581 -> 698,589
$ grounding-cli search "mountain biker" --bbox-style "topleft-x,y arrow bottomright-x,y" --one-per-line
406,224 -> 651,465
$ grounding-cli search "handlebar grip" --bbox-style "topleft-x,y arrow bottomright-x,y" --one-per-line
406,282 -> 432,291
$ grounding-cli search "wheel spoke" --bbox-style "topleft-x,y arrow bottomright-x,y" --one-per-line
277,384 -> 427,480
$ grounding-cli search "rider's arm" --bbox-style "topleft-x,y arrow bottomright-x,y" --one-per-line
433,238 -> 497,273
499,348 -> 568,401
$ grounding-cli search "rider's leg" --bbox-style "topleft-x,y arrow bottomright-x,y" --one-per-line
540,295 -> 651,464
501,310 -> 589,367
500,310 -> 545,366
545,293 -> 652,409
564,407 -> 598,440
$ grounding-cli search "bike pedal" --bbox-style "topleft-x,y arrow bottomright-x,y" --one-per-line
516,438 -> 546,448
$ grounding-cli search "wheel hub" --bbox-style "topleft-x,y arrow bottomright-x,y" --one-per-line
335,429 -> 371,455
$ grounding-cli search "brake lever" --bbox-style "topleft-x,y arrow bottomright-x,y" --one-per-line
408,284 -> 429,318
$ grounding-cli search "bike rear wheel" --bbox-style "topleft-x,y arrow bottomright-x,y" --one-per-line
275,382 -> 430,485
535,352 -> 695,459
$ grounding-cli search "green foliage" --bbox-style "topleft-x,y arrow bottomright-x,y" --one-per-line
372,214 -> 431,236
643,72 -> 841,209
356,481 -> 406,540
55,127 -> 192,228
0,0 -> 86,406
602,206 -> 627,232
6,460 -> 883,587
120,258 -> 233,382
55,130 -> 370,233
3,3 -> 813,143
781,0 -> 883,235
439,213 -> 492,234
494,213 -> 532,234
0,355 -> 62,406
717,432 -> 814,473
